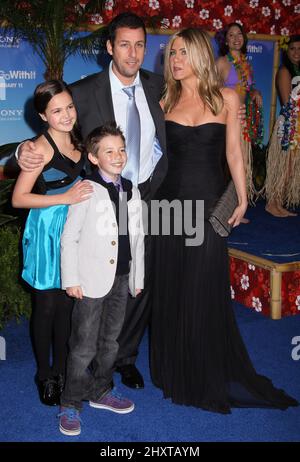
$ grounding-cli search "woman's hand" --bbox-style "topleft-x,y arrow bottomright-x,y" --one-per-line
228,203 -> 248,228
252,90 -> 263,107
237,103 -> 246,122
63,180 -> 93,205
66,286 -> 83,299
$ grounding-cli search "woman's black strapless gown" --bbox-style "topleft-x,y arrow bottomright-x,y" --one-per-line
151,122 -> 298,413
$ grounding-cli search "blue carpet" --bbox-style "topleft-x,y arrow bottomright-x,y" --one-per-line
228,200 -> 300,263
0,304 -> 300,442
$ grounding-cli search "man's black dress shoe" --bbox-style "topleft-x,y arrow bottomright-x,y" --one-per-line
54,373 -> 65,396
116,365 -> 144,389
35,377 -> 60,406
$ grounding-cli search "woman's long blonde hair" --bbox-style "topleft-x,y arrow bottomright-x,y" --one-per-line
163,28 -> 224,115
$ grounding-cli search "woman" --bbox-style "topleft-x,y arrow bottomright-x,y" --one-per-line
265,35 -> 300,217
150,28 -> 298,413
12,80 -> 92,405
216,23 -> 264,205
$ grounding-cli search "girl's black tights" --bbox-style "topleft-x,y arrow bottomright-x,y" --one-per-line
31,289 -> 73,380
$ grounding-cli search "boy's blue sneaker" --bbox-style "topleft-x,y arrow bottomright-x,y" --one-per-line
58,406 -> 81,436
89,389 -> 134,414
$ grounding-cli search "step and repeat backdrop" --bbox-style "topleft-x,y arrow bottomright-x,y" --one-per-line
0,29 -> 275,168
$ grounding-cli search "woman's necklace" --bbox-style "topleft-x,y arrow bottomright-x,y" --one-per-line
227,52 -> 263,145
227,52 -> 253,96
292,63 -> 300,77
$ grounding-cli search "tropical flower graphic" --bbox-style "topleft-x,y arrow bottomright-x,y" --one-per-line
104,0 -> 114,10
199,9 -> 209,20
262,6 -> 271,16
149,0 -> 159,10
213,19 -> 223,29
185,0 -> 194,8
224,5 -> 233,16
241,274 -> 250,290
252,297 -> 262,312
172,15 -> 182,28
281,27 -> 290,36
92,1 -> 298,35
231,286 -> 235,299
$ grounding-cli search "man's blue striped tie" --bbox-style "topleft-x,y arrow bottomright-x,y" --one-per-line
122,86 -> 141,187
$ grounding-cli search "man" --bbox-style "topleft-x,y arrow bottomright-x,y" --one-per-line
18,13 -> 168,389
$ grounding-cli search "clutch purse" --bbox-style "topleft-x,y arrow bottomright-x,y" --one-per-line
209,180 -> 238,237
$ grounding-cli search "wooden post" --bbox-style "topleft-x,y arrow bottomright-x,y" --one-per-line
269,40 -> 280,135
270,269 -> 282,320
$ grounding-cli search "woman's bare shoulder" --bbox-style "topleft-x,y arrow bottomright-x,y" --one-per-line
216,55 -> 229,70
221,86 -> 239,104
216,55 -> 227,64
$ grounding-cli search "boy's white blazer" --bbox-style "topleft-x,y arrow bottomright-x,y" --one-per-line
61,181 -> 144,298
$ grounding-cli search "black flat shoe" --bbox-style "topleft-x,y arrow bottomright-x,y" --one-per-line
116,365 -> 144,389
35,377 -> 60,406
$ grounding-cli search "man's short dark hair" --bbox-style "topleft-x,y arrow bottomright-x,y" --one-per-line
107,12 -> 146,47
85,121 -> 125,157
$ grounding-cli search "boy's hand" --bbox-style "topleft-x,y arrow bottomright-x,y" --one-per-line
66,286 -> 83,299
135,289 -> 142,296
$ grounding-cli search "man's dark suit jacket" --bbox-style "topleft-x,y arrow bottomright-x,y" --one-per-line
70,67 -> 168,198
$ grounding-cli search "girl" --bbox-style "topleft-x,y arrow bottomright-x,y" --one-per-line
12,80 -> 92,405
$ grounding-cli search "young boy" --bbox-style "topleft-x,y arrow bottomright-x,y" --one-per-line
58,122 -> 144,436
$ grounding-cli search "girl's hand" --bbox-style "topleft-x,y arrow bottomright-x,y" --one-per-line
228,203 -> 248,228
63,180 -> 93,205
66,286 -> 83,299
135,289 -> 142,296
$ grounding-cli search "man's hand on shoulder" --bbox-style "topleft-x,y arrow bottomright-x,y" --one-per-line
18,140 -> 44,172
